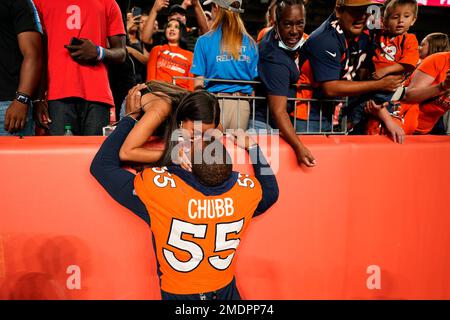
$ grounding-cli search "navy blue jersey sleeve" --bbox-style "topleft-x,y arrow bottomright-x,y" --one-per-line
303,37 -> 344,83
259,60 -> 292,96
90,117 -> 150,225
249,145 -> 279,216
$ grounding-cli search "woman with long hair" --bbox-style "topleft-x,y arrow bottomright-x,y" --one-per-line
147,19 -> 194,91
191,0 -> 258,130
419,33 -> 449,60
119,81 -> 220,170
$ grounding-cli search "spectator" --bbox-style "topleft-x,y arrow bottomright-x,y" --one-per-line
252,0 -> 315,167
147,19 -> 194,91
419,33 -> 450,134
141,0 -> 209,51
204,11 -> 214,29
402,52 -> 450,135
298,0 -> 404,142
91,84 -> 278,300
126,12 -> 149,84
191,0 -> 258,130
363,0 -> 419,137
0,0 -> 43,136
368,33 -> 449,137
34,0 -> 127,136
419,33 -> 449,61
257,0 -> 277,43
108,0 -> 135,123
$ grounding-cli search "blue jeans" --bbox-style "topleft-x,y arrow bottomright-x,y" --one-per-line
0,100 -> 34,136
247,119 -> 277,134
48,98 -> 110,136
292,117 -> 332,133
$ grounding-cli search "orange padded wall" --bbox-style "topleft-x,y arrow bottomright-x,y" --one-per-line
0,135 -> 449,299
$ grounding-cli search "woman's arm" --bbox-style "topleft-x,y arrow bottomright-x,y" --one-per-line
404,69 -> 450,103
119,93 -> 172,163
127,45 -> 149,65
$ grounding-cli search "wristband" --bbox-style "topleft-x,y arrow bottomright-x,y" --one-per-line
15,91 -> 32,105
96,46 -> 105,61
439,81 -> 448,92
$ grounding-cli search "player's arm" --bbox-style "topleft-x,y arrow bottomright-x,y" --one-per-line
91,86 -> 150,225
404,69 -> 450,103
231,131 -> 279,217
250,144 -> 279,216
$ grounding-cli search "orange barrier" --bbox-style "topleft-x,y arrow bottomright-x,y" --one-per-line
0,135 -> 450,299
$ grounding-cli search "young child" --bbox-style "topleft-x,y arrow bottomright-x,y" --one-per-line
365,0 -> 420,135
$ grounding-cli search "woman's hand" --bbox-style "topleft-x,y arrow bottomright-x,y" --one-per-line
125,83 -> 147,118
295,145 -> 316,167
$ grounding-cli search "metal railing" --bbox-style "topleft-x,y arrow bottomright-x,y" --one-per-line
172,76 -> 349,135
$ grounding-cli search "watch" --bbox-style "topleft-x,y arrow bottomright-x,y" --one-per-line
15,91 -> 31,105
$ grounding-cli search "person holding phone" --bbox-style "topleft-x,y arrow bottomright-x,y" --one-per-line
33,0 -> 127,136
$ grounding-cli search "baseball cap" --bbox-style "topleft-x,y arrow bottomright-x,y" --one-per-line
336,0 -> 380,6
168,4 -> 187,17
203,0 -> 244,13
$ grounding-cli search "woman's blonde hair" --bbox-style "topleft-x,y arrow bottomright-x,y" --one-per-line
210,5 -> 255,60
424,33 -> 450,56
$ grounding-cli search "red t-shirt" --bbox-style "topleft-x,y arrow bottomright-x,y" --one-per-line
147,44 -> 194,91
34,0 -> 125,106
414,52 -> 450,134
373,33 -> 419,71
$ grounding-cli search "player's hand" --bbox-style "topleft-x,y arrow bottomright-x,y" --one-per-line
4,100 -> 29,133
379,75 -> 404,92
229,128 -> 256,151
153,0 -> 169,12
65,38 -> 98,64
125,83 -> 147,118
385,118 -> 405,144
173,132 -> 193,172
295,145 -> 316,167
33,100 -> 51,130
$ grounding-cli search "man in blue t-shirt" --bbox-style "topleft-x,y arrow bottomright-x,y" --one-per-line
298,0 -> 405,135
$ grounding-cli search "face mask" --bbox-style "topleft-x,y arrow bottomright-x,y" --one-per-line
276,27 -> 305,52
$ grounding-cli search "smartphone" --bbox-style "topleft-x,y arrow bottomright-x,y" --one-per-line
132,7 -> 142,17
66,37 -> 84,52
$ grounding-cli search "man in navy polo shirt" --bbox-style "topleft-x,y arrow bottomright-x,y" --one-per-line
298,0 -> 405,135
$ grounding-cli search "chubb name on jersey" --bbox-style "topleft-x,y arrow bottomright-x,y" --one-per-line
188,198 -> 234,220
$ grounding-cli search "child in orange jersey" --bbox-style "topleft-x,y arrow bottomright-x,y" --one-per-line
364,0 -> 420,137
